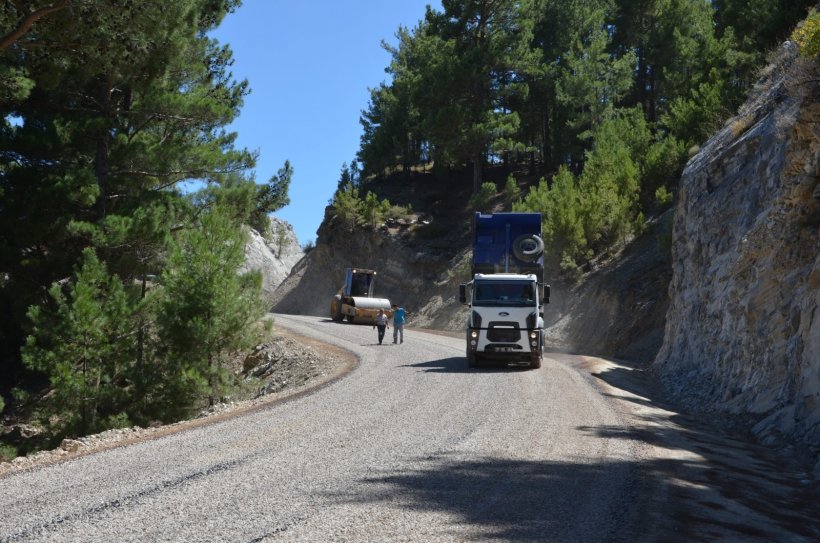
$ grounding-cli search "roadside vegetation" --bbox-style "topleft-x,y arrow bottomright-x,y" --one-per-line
0,1 -> 288,456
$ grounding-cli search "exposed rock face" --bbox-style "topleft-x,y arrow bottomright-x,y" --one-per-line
656,44 -> 820,450
241,217 -> 304,306
271,209 -> 470,328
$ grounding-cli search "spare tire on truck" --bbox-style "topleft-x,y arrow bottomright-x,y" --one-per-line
512,234 -> 544,262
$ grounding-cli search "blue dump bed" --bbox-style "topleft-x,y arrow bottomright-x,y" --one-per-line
472,212 -> 544,276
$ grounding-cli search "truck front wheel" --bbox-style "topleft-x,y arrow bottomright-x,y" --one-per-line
467,348 -> 478,369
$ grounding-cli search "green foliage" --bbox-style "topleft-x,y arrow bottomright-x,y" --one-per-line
360,191 -> 391,228
3,0 -> 815,442
655,186 -> 674,208
330,182 -> 402,229
22,249 -> 135,436
250,161 -> 293,233
576,111 -> 643,251
385,203 -> 415,223
363,0 -> 537,188
0,444 -> 16,463
503,175 -> 521,208
663,72 -> 730,147
515,109 -> 653,269
556,4 -> 636,141
792,11 -> 820,57
355,0 -> 810,210
336,162 -> 361,193
642,136 -> 687,211
470,182 -> 498,212
331,182 -> 363,225
271,223 -> 290,257
1,0 -> 258,424
515,170 -> 587,264
157,206 -> 267,408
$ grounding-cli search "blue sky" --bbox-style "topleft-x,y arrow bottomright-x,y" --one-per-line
211,1 -> 441,246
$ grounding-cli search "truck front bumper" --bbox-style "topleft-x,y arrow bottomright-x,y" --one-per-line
467,328 -> 542,360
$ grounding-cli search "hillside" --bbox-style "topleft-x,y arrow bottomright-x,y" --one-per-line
271,160 -> 671,351
272,41 -> 819,469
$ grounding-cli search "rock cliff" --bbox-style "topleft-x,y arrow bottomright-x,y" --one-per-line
656,43 -> 820,453
270,209 -> 471,328
241,216 -> 304,305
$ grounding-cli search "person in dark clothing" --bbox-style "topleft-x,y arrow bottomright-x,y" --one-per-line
373,309 -> 389,344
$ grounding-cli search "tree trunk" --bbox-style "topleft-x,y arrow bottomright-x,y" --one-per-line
472,154 -> 483,194
95,76 -> 113,219
0,0 -> 70,53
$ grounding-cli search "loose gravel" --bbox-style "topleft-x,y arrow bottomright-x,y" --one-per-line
1,314 -> 816,542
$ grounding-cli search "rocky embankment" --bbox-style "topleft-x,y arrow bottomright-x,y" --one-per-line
656,43 -> 820,462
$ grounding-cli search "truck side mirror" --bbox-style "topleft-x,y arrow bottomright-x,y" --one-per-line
543,284 -> 550,304
459,284 -> 467,304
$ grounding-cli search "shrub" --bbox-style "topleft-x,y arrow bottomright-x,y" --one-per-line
360,191 -> 390,228
0,444 -> 17,463
792,11 -> 820,57
502,175 -> 521,208
642,136 -> 686,211
655,186 -> 674,208
470,182 -> 498,212
331,182 -> 362,224
385,203 -> 414,222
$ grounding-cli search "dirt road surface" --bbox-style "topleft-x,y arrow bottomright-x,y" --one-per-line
0,314 -> 816,542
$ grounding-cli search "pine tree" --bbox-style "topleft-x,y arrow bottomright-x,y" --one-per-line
22,249 -> 134,436
1,1 -> 255,400
157,206 -> 266,409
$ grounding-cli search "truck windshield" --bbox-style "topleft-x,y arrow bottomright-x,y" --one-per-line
473,281 -> 536,307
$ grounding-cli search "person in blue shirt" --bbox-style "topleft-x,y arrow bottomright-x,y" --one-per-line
391,303 -> 406,344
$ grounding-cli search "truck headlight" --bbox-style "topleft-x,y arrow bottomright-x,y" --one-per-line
470,330 -> 478,339
529,331 -> 537,339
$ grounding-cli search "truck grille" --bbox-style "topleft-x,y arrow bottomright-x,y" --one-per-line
487,321 -> 521,342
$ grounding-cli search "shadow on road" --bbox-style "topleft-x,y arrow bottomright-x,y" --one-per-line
401,357 -> 536,374
337,448 -> 818,543
584,362 -> 820,543
338,455 -> 650,542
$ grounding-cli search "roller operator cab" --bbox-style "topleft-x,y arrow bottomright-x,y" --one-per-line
459,213 -> 550,369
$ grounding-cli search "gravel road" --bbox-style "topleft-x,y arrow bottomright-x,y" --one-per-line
1,314 -> 816,542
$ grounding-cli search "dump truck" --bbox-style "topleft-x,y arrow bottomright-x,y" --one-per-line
330,268 -> 392,324
459,212 -> 550,369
